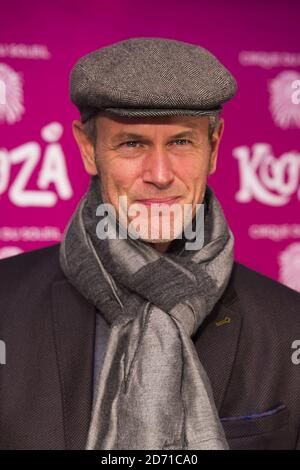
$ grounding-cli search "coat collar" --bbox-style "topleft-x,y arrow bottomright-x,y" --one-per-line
51,264 -> 242,448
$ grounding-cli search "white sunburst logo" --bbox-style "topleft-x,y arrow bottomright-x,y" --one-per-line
0,63 -> 25,125
278,242 -> 300,292
269,70 -> 300,129
0,246 -> 23,260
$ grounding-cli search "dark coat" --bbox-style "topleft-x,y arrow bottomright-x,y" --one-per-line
0,243 -> 300,450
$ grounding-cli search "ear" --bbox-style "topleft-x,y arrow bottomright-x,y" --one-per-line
72,120 -> 98,175
208,118 -> 224,175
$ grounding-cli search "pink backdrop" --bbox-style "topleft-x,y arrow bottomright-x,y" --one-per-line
1,0 -> 300,291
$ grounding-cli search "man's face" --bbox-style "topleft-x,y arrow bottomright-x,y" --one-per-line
73,113 -> 224,251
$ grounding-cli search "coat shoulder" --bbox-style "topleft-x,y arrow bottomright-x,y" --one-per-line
230,261 -> 300,328
0,244 -> 64,301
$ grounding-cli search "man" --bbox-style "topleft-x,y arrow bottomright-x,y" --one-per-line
0,37 -> 300,450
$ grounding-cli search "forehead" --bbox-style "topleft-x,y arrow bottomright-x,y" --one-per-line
96,113 -> 209,136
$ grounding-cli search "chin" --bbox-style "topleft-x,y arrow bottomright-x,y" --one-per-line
141,237 -> 173,243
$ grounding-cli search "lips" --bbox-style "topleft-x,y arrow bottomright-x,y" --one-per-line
136,197 -> 180,205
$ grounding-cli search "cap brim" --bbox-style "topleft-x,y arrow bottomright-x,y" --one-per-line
102,107 -> 222,118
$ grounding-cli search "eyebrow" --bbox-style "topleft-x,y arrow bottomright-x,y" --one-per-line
110,129 -> 200,144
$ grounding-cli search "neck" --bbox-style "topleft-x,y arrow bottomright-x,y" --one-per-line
151,241 -> 171,253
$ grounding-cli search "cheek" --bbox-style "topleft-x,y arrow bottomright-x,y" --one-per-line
176,153 -> 211,184
100,159 -> 138,197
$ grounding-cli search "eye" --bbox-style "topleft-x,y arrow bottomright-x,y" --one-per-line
120,141 -> 140,148
172,139 -> 191,145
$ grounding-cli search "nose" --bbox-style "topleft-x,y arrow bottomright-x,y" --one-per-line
142,147 -> 175,188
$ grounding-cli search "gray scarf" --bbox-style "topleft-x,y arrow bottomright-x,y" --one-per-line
60,175 -> 234,450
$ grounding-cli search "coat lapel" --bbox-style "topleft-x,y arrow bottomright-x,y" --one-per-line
51,279 -> 96,449
194,275 -> 243,413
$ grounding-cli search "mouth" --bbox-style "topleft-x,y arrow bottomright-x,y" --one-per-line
136,196 -> 180,206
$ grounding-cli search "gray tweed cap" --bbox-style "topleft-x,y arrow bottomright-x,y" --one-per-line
70,37 -> 237,122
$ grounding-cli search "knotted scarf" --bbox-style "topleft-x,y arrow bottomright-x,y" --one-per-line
60,175 -> 234,450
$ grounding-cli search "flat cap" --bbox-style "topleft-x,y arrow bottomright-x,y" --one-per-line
70,37 -> 237,122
